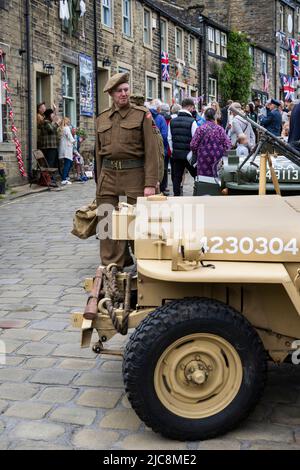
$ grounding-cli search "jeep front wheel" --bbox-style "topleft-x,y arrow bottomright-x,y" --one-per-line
123,298 -> 267,441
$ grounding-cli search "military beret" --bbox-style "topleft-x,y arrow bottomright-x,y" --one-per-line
271,98 -> 281,107
103,72 -> 130,93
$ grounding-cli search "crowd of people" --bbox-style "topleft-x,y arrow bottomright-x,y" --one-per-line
36,89 -> 300,196
36,102 -> 88,187
143,95 -> 300,196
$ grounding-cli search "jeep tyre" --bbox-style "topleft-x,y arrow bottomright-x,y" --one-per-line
123,298 -> 267,441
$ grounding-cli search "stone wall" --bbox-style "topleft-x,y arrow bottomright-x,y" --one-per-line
0,0 -> 200,186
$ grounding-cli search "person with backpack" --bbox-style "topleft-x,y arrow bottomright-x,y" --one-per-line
168,98 -> 198,196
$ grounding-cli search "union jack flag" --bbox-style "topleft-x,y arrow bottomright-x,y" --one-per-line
161,51 -> 170,82
281,74 -> 296,101
289,38 -> 299,78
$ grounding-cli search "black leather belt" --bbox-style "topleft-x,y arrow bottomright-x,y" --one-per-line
102,159 -> 144,170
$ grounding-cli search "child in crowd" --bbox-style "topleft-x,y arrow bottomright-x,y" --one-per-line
281,123 -> 289,143
59,117 -> 75,185
236,133 -> 250,158
71,127 -> 88,182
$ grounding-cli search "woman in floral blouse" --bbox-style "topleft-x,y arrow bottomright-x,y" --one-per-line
190,107 -> 232,195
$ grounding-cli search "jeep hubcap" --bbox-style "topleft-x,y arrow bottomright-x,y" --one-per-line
154,333 -> 243,419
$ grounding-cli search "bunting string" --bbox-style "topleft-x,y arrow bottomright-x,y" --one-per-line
0,48 -> 27,177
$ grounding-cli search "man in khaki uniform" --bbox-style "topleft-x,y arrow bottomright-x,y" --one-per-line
96,72 -> 159,268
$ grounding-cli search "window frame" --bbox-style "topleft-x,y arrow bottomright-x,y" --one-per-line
262,52 -> 268,74
188,35 -> 196,66
122,0 -> 132,37
220,32 -> 227,58
160,18 -> 168,53
208,77 -> 217,102
143,8 -> 152,47
162,83 -> 172,104
145,72 -> 158,101
208,26 -> 215,54
215,30 -> 221,56
175,27 -> 184,61
297,7 -> 300,34
249,45 -> 255,66
62,63 -> 77,126
102,0 -> 113,29
279,4 -> 284,32
280,48 -> 288,75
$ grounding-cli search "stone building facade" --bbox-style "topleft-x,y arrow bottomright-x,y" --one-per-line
0,0 -> 202,186
180,0 -> 300,101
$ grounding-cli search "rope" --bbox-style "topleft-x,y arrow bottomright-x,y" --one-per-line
101,265 -> 132,335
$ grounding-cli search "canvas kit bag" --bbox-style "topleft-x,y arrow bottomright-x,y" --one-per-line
71,200 -> 98,239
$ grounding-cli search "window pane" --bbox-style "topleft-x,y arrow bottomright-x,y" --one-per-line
208,27 -> 215,54
62,65 -> 76,125
176,29 -> 182,59
144,10 -> 150,44
67,67 -> 73,97
161,20 -> 167,51
123,0 -> 131,36
102,0 -> 111,27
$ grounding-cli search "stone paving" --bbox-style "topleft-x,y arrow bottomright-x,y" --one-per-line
0,179 -> 300,450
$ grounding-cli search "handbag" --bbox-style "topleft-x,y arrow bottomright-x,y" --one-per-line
71,199 -> 98,239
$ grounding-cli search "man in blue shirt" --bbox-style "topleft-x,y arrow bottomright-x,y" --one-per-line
149,99 -> 169,193
259,98 -> 282,136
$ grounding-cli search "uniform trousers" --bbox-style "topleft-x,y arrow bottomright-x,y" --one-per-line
96,166 -> 145,268
171,158 -> 197,196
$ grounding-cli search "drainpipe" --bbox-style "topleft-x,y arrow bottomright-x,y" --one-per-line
158,12 -> 162,100
274,2 -> 278,99
203,22 -> 208,103
25,0 -> 32,180
198,34 -> 203,106
93,0 -> 99,115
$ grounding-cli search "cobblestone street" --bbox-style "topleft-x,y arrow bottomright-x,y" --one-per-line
0,180 -> 300,450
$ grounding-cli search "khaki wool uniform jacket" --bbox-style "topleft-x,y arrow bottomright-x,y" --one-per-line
95,103 -> 159,193
95,102 -> 160,268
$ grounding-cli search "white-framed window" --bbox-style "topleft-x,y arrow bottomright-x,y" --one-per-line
162,83 -> 172,104
280,48 -> 288,74
145,72 -> 158,101
215,30 -> 220,56
280,4 -> 284,32
144,8 -> 151,46
62,64 -> 76,126
262,52 -> 267,73
208,77 -> 217,102
249,46 -> 255,66
175,27 -> 184,60
189,35 -> 196,66
160,19 -> 168,53
122,0 -> 131,37
208,27 -> 215,54
102,0 -> 113,28
221,32 -> 227,58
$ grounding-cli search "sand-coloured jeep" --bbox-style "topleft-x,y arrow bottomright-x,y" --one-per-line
72,194 -> 300,440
